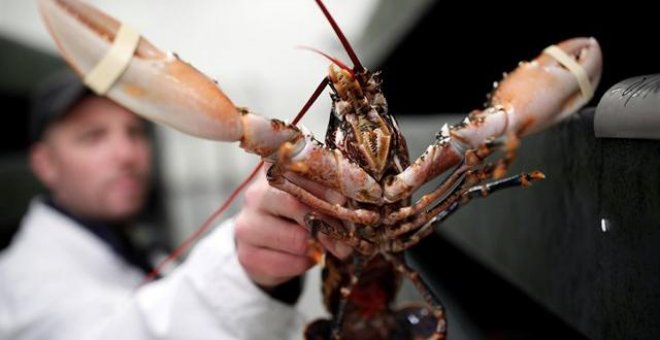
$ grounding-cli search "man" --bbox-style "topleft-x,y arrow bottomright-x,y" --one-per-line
0,70 -> 349,339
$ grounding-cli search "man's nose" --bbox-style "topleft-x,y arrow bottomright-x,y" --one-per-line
112,132 -> 143,164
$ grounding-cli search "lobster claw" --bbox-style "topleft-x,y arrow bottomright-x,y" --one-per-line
491,37 -> 603,136
447,37 -> 603,151
38,0 -> 244,142
38,0 -> 384,205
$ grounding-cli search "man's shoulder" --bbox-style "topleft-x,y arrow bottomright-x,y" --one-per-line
0,202 -> 137,338
0,202 -> 77,319
0,199 -> 121,282
0,199 -> 141,311
0,200 -> 79,278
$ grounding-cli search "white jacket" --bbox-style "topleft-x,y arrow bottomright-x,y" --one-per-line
0,199 -> 304,339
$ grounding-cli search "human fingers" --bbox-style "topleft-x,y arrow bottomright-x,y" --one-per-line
242,173 -> 353,259
236,241 -> 314,287
252,194 -> 353,259
235,210 -> 310,256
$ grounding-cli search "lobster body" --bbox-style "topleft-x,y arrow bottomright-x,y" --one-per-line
304,68 -> 440,339
316,69 -> 407,337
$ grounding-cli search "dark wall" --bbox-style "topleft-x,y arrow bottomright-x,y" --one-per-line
379,5 -> 659,338
379,3 -> 658,116
402,110 -> 660,339
0,37 -> 64,249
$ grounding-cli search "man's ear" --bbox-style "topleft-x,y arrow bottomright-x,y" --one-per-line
29,142 -> 58,189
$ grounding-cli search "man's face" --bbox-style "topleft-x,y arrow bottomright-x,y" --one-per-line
32,96 -> 152,221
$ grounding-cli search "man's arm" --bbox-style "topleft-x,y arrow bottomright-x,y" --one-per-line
96,217 -> 305,340
1,174 -> 350,339
99,174 -> 351,339
101,173 -> 348,339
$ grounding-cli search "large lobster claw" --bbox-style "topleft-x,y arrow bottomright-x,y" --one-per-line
491,37 -> 603,136
38,0 -> 385,204
38,0 -> 243,142
383,37 -> 603,202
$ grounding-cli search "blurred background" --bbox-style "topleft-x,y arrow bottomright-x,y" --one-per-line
2,1 -> 658,339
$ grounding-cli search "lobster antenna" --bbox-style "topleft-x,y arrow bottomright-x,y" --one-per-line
298,46 -> 355,78
137,78 -> 329,287
314,0 -> 364,73
139,161 -> 264,286
292,77 -> 331,125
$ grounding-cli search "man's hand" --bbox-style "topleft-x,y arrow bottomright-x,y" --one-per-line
234,173 -> 351,288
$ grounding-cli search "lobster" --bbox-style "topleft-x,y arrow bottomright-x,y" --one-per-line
37,0 -> 603,338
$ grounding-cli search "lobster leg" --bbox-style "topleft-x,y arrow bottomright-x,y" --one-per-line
387,139 -> 525,243
267,165 -> 380,225
382,253 -> 447,340
382,136 -> 510,225
383,133 -> 521,246
38,0 -> 248,142
387,171 -> 477,246
305,213 -> 376,254
393,202 -> 460,253
390,171 -> 545,252
383,164 -> 470,226
38,0 -> 305,151
384,38 -> 602,203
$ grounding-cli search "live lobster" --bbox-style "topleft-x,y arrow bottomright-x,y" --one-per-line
37,0 -> 603,338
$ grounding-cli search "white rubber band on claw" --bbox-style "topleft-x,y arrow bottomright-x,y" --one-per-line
543,45 -> 594,101
84,24 -> 140,95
